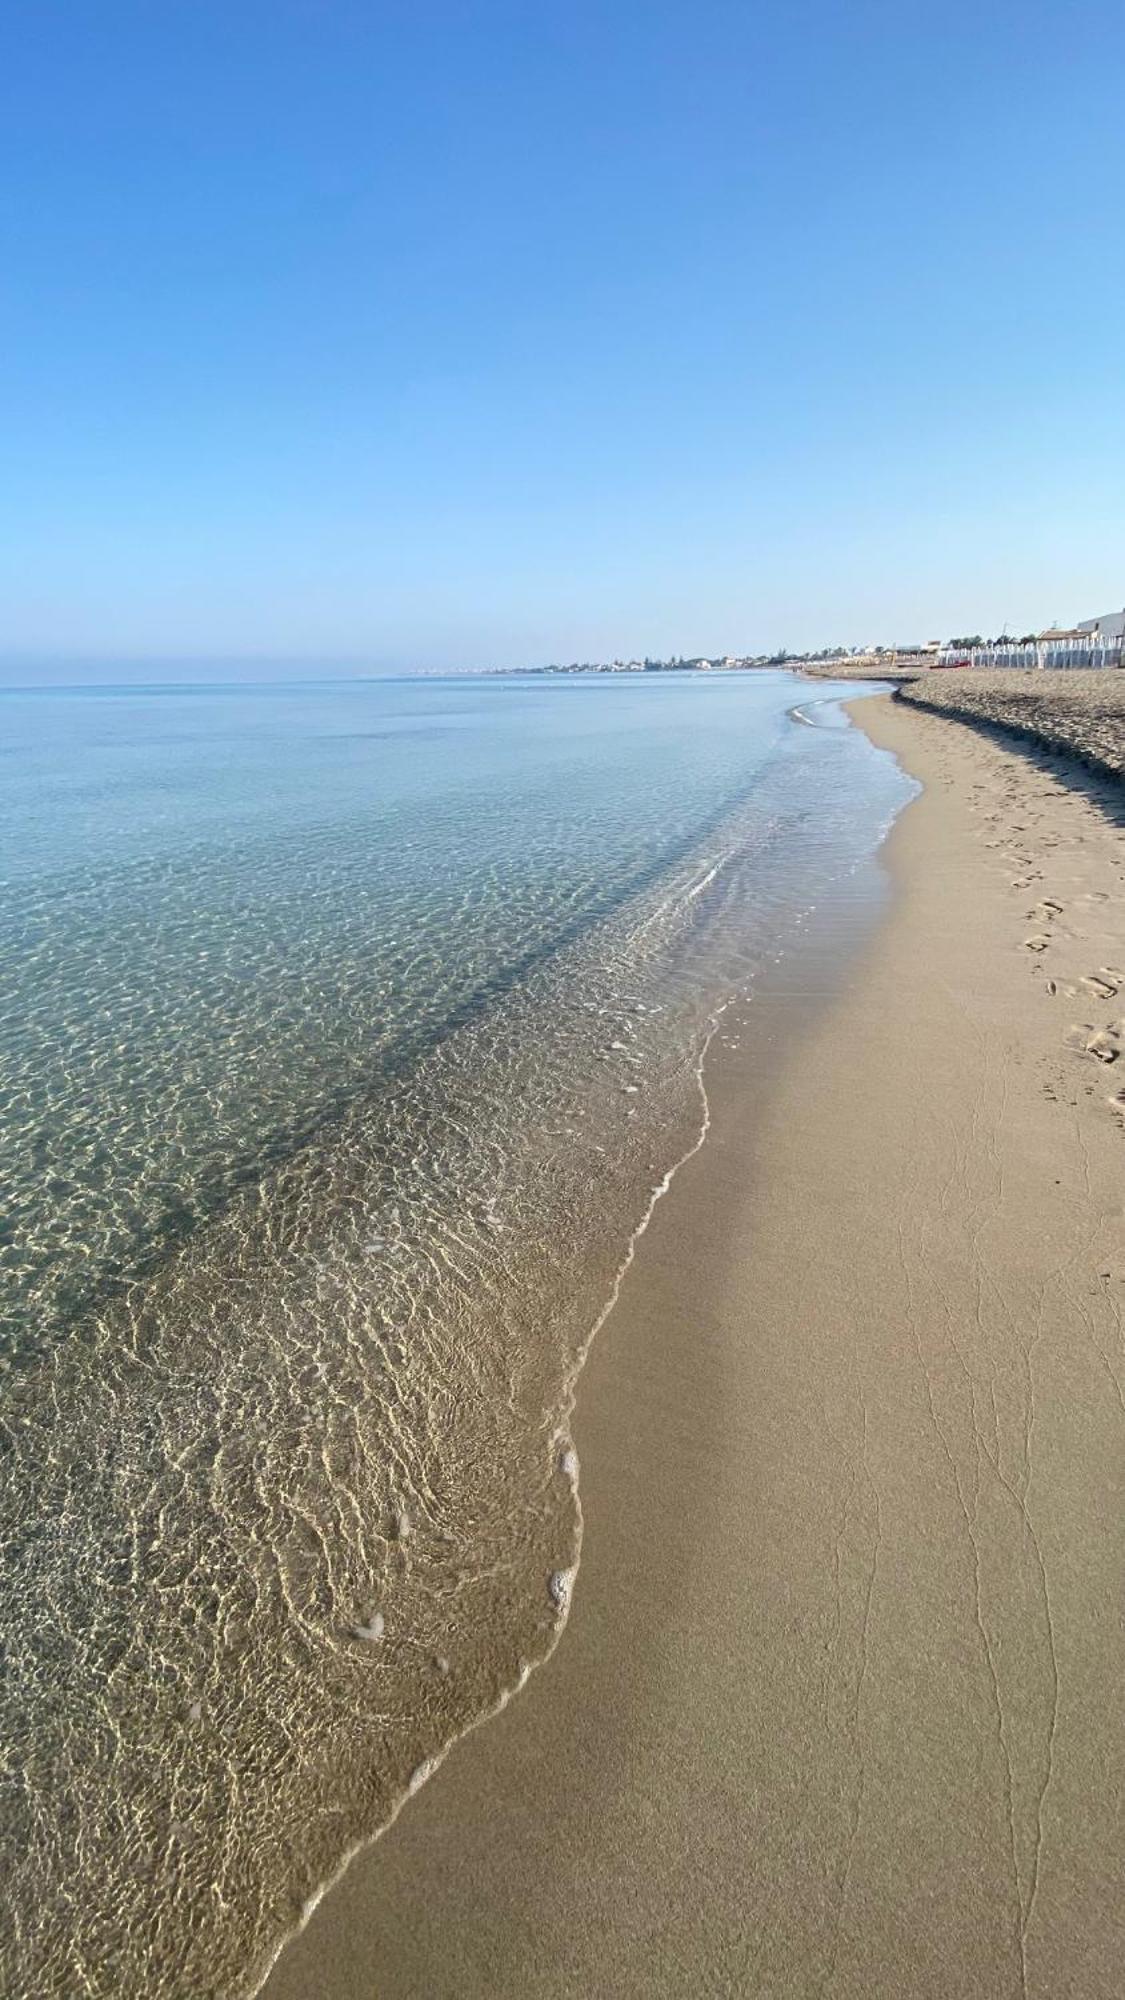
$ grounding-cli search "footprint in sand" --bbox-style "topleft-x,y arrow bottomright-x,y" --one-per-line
1064,1023 -> 1097,1052
1025,935 -> 1052,953
1080,974 -> 1118,1001
1066,1022 -> 1122,1064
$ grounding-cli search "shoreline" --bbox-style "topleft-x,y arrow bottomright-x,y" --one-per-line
5,673 -> 913,1999
264,693 -> 1124,1998
249,1002 -> 725,1997
250,689 -> 901,1997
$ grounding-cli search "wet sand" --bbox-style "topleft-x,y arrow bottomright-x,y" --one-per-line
262,694 -> 1125,1999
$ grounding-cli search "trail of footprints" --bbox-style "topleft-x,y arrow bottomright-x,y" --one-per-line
1019,882 -> 1125,1119
959,738 -> 1125,1126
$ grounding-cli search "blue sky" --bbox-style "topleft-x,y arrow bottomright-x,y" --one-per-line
3,0 -> 1124,673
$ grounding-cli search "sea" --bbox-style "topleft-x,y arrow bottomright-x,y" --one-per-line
0,669 -> 913,1995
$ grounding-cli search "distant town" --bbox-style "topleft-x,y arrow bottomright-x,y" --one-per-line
507,607 -> 1125,676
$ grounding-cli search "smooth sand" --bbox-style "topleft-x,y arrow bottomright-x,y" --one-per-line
263,696 -> 1125,1999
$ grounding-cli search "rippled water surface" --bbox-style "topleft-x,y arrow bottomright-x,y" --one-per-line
0,671 -> 911,1995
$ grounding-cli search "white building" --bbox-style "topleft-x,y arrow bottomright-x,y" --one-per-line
1077,609 -> 1125,644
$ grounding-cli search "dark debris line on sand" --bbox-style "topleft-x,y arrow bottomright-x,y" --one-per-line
894,670 -> 1125,786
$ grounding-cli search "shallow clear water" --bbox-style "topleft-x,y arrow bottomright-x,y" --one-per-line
0,671 -> 912,1995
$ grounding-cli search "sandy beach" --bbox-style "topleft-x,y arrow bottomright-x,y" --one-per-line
263,692 -> 1125,1999
897,669 -> 1125,782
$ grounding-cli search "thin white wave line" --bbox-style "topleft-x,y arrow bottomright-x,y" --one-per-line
631,844 -> 737,940
787,696 -> 847,730
686,854 -> 725,900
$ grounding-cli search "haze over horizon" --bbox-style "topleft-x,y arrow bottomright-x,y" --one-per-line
4,1 -> 1124,677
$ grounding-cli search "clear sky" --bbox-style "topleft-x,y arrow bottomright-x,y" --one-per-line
3,0 -> 1125,675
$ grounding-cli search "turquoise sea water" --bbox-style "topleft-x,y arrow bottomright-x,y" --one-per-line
0,671 -> 912,1995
